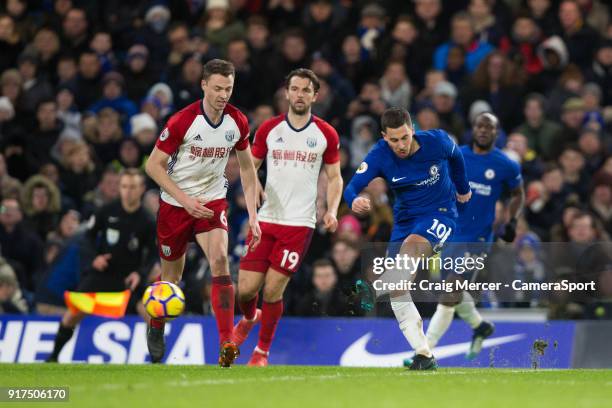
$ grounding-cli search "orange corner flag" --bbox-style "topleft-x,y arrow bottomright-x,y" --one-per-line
64,290 -> 131,318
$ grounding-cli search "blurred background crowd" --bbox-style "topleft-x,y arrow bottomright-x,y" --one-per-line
0,0 -> 610,319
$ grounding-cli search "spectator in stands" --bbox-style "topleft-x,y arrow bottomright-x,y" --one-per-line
121,44 -> 154,104
0,257 -> 28,314
431,80 -> 464,138
505,132 -> 544,183
17,50 -> 53,116
24,99 -> 62,176
55,82 -> 80,133
81,166 -> 119,219
0,14 -> 23,74
585,39 -> 612,107
61,8 -> 90,55
21,175 -> 61,241
516,93 -> 563,160
88,71 -> 138,129
532,35 -> 570,94
31,27 -> 61,81
558,97 -> 587,156
294,259 -> 354,317
578,128 -> 607,175
199,0 -> 244,53
468,0 -> 506,47
462,51 -> 524,132
377,16 -> 428,89
558,145 -> 589,201
74,50 -> 102,109
500,16 -> 543,79
0,197 -> 44,294
433,12 -> 494,74
557,0 -> 601,70
379,60 -> 411,112
83,107 -> 122,165
58,141 -> 98,210
130,112 -> 157,154
589,173 -> 612,236
526,165 -> 571,240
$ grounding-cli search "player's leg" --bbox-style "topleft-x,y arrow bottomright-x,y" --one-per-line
150,200 -> 192,363
248,268 -> 290,367
46,310 -> 86,362
389,234 -> 438,370
233,223 -> 275,346
232,270 -> 265,346
195,227 -> 239,367
425,251 -> 464,349
457,290 -> 494,359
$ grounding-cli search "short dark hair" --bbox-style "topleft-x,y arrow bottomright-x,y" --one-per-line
285,68 -> 320,93
119,167 -> 145,184
381,107 -> 412,131
202,59 -> 235,81
312,258 -> 334,271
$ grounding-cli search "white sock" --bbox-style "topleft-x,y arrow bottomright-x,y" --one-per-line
426,304 -> 455,349
454,291 -> 483,329
391,294 -> 432,357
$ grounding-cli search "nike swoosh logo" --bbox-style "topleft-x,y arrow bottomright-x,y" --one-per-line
392,177 -> 406,182
339,332 -> 525,367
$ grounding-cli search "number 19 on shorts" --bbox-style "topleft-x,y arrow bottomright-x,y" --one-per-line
281,250 -> 299,271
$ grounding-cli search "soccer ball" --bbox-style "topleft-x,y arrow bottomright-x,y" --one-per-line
142,281 -> 185,320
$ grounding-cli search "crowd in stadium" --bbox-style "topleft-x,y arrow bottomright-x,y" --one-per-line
0,0 -> 610,319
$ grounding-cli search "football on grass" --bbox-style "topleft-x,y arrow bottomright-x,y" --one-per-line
142,281 -> 185,320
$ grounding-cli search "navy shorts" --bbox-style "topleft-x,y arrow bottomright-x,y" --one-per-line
388,214 -> 456,256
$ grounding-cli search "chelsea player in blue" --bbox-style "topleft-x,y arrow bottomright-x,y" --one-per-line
421,113 -> 525,363
344,107 -> 471,370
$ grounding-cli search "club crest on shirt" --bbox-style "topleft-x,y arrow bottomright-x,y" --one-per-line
430,165 -> 439,176
159,127 -> 169,141
225,130 -> 235,142
306,137 -> 317,148
485,169 -> 495,180
356,162 -> 368,174
106,228 -> 119,245
161,245 -> 171,257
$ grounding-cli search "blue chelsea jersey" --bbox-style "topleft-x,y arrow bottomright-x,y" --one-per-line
454,145 -> 522,242
344,129 -> 470,228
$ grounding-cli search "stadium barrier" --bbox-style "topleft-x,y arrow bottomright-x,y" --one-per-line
0,314 -> 589,367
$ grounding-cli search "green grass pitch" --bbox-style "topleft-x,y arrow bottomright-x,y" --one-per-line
1,364 -> 611,408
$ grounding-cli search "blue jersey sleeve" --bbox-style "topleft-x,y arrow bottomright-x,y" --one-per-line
504,158 -> 523,190
437,130 -> 470,195
343,147 -> 382,208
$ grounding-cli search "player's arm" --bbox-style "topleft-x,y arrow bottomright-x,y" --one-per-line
323,162 -> 343,232
447,141 -> 471,203
251,156 -> 266,207
85,207 -> 112,272
344,151 -> 380,216
144,146 -> 213,219
236,146 -> 262,248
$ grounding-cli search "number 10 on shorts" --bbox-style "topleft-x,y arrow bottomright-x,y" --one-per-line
427,218 -> 452,245
281,250 -> 299,270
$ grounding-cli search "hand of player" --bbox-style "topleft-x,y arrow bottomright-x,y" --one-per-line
456,190 -> 472,203
124,271 -> 141,291
501,218 -> 517,242
351,196 -> 371,216
92,253 -> 112,271
183,196 -> 214,219
248,216 -> 261,251
323,212 -> 338,233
